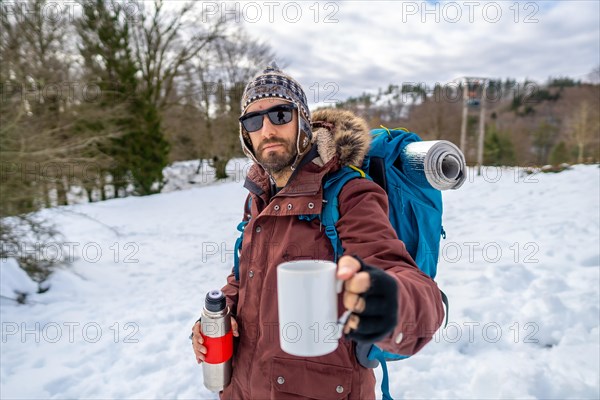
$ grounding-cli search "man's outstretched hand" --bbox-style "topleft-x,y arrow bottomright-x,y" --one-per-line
336,255 -> 399,343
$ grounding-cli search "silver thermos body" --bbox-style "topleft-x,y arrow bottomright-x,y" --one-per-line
201,289 -> 233,392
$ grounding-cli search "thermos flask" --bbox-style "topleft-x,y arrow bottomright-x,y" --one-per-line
201,289 -> 233,392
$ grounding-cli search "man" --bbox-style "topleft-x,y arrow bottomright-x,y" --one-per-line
192,64 -> 444,399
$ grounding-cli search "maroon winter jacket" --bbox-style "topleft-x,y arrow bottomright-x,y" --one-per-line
220,109 -> 444,399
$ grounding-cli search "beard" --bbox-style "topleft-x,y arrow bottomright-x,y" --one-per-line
256,137 -> 297,174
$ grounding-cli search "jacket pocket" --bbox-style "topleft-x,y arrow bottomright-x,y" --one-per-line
270,357 -> 353,400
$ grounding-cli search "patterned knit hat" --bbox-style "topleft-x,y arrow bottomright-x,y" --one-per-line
239,62 -> 312,169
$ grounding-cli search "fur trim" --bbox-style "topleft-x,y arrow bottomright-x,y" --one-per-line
311,109 -> 371,167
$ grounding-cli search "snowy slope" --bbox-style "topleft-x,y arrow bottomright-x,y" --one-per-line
1,164 -> 599,399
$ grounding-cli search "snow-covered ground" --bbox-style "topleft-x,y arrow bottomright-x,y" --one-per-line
1,164 -> 599,399
161,159 -> 254,193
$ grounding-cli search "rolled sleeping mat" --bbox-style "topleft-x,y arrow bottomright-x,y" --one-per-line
400,140 -> 466,190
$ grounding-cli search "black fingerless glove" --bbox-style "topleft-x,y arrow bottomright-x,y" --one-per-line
346,256 -> 399,344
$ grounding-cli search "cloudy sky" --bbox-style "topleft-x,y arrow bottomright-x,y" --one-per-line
210,0 -> 600,107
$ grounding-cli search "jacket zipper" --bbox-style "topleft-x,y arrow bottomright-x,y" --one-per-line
245,215 -> 276,397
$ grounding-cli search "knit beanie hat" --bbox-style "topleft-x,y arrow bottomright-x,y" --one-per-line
239,62 -> 312,169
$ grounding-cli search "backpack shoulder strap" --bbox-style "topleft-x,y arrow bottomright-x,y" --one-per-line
321,166 -> 369,261
367,345 -> 409,400
233,195 -> 252,281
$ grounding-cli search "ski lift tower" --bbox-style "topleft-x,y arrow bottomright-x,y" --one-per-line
459,77 -> 488,175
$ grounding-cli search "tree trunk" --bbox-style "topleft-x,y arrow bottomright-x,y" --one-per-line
43,182 -> 52,208
213,157 -> 229,180
56,180 -> 68,206
100,175 -> 107,201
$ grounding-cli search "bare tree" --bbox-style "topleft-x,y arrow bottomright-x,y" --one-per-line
407,89 -> 463,142
162,64 -> 209,164
567,100 -> 600,163
168,26 -> 274,178
130,0 -> 225,112
0,0 -> 121,281
587,65 -> 600,85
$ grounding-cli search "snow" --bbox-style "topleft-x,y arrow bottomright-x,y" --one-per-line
162,159 -> 253,193
371,89 -> 423,120
0,258 -> 38,302
1,163 -> 599,399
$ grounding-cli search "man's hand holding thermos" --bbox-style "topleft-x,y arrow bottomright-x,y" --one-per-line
191,290 -> 239,392
191,314 -> 239,364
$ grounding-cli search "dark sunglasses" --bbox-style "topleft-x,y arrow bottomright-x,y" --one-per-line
239,103 -> 296,133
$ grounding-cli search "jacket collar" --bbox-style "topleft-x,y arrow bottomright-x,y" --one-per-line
243,145 -> 326,198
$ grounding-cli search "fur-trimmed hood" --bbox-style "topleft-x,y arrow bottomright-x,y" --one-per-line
310,108 -> 371,167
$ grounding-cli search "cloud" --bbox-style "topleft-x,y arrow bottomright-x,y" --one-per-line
232,0 -> 599,105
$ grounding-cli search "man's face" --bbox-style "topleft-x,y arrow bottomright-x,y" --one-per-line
244,98 -> 298,174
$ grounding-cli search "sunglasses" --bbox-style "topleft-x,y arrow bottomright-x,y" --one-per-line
239,103 -> 297,133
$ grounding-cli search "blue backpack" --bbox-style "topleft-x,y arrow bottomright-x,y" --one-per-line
234,127 -> 449,400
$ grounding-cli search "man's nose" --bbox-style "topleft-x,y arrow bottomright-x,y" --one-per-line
259,115 -> 277,138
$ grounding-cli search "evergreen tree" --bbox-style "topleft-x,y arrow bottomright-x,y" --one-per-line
122,102 -> 170,194
76,0 -> 169,195
484,125 -> 517,166
549,141 -> 571,165
532,121 -> 559,165
76,0 -> 134,197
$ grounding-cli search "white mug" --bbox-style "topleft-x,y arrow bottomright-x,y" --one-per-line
276,260 -> 349,357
